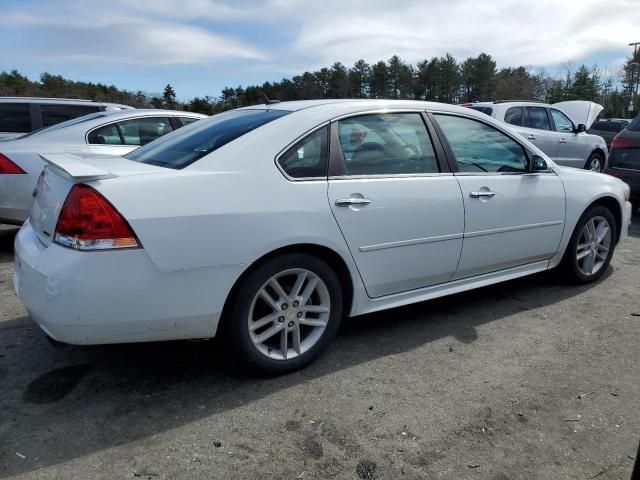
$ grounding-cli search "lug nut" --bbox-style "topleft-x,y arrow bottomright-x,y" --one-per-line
297,312 -> 303,318
278,316 -> 285,323
288,321 -> 295,328
293,300 -> 299,307
281,303 -> 288,310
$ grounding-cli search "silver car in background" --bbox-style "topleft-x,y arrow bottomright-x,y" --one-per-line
0,109 -> 206,224
468,100 -> 608,172
0,97 -> 133,140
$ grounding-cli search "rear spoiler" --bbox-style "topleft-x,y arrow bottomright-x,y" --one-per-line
39,153 -> 117,182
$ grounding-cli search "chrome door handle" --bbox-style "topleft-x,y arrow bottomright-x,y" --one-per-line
527,134 -> 536,140
469,191 -> 496,199
559,138 -> 567,143
335,197 -> 371,207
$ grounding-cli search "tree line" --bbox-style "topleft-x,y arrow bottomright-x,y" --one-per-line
1,50 -> 639,118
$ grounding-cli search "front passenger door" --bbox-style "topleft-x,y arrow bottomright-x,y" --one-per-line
433,114 -> 565,280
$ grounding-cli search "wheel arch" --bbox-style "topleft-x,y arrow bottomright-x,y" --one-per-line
585,195 -> 622,243
586,147 -> 606,168
216,243 -> 355,336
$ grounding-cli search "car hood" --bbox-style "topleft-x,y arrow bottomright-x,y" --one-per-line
552,101 -> 603,129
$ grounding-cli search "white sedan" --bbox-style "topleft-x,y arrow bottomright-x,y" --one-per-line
0,109 -> 206,225
13,100 -> 632,374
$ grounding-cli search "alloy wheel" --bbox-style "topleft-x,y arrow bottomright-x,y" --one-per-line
576,216 -> 611,276
247,268 -> 331,361
589,157 -> 603,172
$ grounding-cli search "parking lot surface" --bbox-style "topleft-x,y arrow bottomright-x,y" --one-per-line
0,216 -> 639,480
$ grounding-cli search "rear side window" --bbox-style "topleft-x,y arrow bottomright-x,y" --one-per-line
88,124 -> 121,144
525,107 -> 551,131
0,103 -> 31,133
178,117 -> 201,127
470,106 -> 493,116
127,109 -> 290,169
278,127 -> 328,179
504,107 -> 524,126
41,104 -> 101,127
434,114 -> 528,173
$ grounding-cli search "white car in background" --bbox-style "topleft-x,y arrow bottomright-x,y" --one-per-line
466,100 -> 608,172
13,100 -> 631,374
0,109 -> 206,224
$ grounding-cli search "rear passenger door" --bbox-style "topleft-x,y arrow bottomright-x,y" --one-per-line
327,112 -> 465,298
87,117 -> 173,157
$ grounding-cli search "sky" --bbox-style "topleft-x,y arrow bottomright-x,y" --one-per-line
1,0 -> 639,100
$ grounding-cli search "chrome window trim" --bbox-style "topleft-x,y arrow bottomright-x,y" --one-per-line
328,172 -> 454,181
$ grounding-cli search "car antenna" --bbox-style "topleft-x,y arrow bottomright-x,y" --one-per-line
263,93 -> 281,105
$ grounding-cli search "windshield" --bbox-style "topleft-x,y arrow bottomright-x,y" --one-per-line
127,109 -> 290,169
470,106 -> 493,116
19,112 -> 108,138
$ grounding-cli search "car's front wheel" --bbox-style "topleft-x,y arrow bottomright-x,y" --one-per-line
561,204 -> 616,283
228,253 -> 343,374
585,152 -> 604,172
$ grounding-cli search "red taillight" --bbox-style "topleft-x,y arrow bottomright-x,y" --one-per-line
610,136 -> 636,150
54,184 -> 139,250
0,153 -> 26,174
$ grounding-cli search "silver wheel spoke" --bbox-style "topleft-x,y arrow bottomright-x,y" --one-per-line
577,249 -> 590,260
301,277 -> 319,303
292,325 -> 301,354
585,252 -> 596,274
586,219 -> 596,241
596,251 -> 608,261
597,244 -> 609,253
280,329 -> 288,360
299,317 -> 327,327
250,312 -> 278,331
595,223 -> 609,243
302,304 -> 330,314
259,288 -> 280,311
291,271 -> 308,298
255,324 -> 282,344
268,277 -> 288,302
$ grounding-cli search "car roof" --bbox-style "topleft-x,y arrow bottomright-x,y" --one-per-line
95,109 -> 207,120
0,96 -> 133,109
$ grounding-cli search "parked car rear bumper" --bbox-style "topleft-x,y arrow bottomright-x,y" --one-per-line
604,167 -> 640,204
13,220 -> 243,344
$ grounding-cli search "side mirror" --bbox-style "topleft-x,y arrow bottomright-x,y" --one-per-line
576,123 -> 587,133
530,154 -> 551,172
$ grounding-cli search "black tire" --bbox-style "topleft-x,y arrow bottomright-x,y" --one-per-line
631,200 -> 640,212
584,152 -> 604,172
227,253 -> 343,375
560,204 -> 617,284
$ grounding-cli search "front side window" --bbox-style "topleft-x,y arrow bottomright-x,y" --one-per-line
504,107 -> 524,126
525,107 -> 551,131
127,109 -> 289,169
278,127 -> 328,179
87,124 -> 121,145
434,114 -> 528,173
336,113 -> 439,176
41,104 -> 101,127
550,109 -> 574,133
118,117 -> 172,146
0,103 -> 31,133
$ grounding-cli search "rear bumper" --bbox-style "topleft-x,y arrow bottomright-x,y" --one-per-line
13,221 -> 244,345
604,167 -> 640,203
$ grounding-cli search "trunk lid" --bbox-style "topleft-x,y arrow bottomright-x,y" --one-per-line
29,153 -> 168,246
552,101 -> 603,130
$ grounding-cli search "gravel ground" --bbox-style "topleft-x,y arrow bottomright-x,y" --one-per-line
0,215 -> 639,480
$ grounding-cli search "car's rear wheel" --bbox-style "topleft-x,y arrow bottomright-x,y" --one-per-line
228,253 -> 343,374
560,204 -> 616,283
585,152 -> 604,172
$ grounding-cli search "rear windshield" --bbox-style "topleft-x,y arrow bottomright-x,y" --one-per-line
127,109 -> 290,169
628,116 -> 640,132
470,106 -> 493,116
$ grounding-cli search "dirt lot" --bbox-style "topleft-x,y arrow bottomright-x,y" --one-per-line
0,216 -> 639,480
